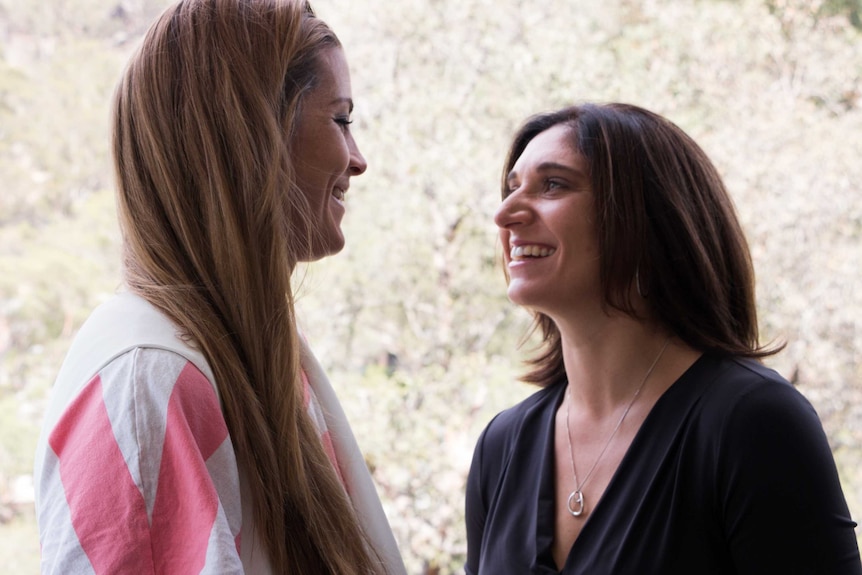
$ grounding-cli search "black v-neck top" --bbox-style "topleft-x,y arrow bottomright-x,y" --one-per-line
465,354 -> 861,574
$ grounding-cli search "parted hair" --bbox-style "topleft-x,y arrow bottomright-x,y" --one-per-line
501,103 -> 781,387
112,0 -> 381,572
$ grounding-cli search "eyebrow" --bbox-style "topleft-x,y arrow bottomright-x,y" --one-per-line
506,161 -> 585,184
329,97 -> 354,112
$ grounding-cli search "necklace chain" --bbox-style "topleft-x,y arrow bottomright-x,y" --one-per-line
564,337 -> 671,518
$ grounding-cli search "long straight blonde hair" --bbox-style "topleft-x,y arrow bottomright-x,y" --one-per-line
112,0 -> 381,572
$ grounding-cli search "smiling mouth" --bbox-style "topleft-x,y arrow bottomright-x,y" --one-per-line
510,245 -> 556,260
332,188 -> 346,201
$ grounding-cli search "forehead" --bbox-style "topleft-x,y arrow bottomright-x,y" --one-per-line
510,124 -> 586,177
308,46 -> 352,101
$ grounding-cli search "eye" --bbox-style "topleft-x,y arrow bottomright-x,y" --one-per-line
334,116 -> 353,130
544,178 -> 565,192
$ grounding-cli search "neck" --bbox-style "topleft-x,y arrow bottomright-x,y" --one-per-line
557,315 -> 673,417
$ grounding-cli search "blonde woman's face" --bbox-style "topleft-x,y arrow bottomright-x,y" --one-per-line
292,46 -> 367,261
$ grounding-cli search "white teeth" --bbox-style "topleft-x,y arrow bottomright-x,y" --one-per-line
332,188 -> 345,201
510,245 -> 556,260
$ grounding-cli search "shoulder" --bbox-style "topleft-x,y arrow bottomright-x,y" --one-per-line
482,383 -> 562,441
659,353 -> 828,475
689,355 -> 831,471
467,382 -> 561,526
695,355 -> 818,426
35,294 -> 222,482
688,359 -> 860,571
473,382 -> 563,471
98,346 -> 219,417
34,345 -> 243,575
46,346 -> 224,459
46,292 -> 217,419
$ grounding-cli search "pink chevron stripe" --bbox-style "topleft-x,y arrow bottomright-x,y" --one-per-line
49,374 -> 156,574
320,430 -> 345,484
150,362 -> 229,574
300,369 -> 345,485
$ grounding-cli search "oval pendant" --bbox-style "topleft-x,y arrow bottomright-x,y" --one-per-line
567,490 -> 585,517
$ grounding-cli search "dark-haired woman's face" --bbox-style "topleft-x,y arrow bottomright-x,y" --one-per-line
292,46 -> 367,261
495,124 -> 601,319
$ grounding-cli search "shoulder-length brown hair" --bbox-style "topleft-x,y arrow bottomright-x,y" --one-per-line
501,103 -> 781,387
113,0 -> 381,572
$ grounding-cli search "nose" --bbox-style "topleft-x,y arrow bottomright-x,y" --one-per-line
348,135 -> 368,176
494,189 -> 529,229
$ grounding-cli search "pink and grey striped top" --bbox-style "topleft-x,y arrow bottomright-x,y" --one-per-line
34,295 -> 344,574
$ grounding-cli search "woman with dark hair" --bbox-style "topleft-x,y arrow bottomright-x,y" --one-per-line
465,103 -> 861,574
33,1 -> 406,573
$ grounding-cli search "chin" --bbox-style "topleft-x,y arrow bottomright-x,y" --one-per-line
506,277 -> 533,297
317,234 -> 346,260
295,235 -> 345,263
327,229 -> 346,253
507,284 -> 560,315
506,285 -> 533,307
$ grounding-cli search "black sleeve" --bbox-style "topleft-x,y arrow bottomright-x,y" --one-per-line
465,425 -> 490,575
719,380 -> 862,574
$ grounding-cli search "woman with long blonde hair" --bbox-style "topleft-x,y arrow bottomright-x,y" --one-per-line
33,1 -> 405,573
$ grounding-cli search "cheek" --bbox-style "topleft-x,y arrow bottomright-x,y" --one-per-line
307,141 -> 350,192
502,237 -> 515,268
331,138 -> 351,174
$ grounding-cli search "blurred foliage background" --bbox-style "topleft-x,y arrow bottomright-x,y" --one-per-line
0,0 -> 860,572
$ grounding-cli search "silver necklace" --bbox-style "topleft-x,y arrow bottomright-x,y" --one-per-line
564,337 -> 671,518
